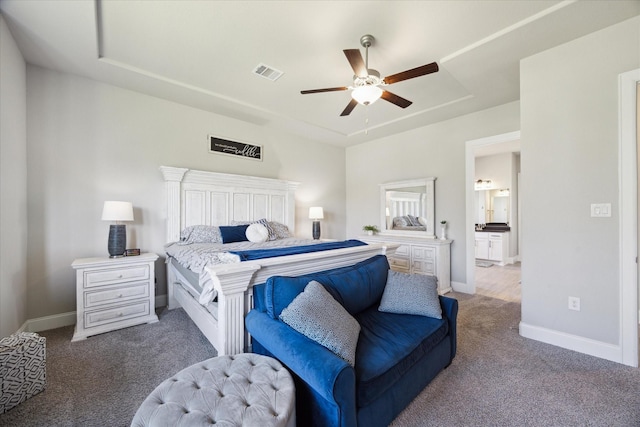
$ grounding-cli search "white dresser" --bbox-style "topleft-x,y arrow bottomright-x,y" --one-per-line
360,234 -> 452,294
71,253 -> 159,342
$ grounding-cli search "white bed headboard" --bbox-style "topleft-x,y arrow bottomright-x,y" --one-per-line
160,166 -> 299,243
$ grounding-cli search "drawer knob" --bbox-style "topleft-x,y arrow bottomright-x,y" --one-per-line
118,274 -> 123,278
117,294 -> 123,298
118,312 -> 124,317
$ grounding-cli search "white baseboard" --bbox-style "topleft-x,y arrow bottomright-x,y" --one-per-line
16,298 -> 168,335
451,281 -> 473,294
20,312 -> 76,333
519,321 -> 622,364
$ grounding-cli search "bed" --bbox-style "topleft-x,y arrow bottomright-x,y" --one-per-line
160,166 -> 396,356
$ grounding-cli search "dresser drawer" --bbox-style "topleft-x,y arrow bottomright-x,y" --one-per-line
84,265 -> 149,288
84,282 -> 150,308
84,301 -> 151,329
412,260 -> 435,275
389,256 -> 410,270
411,246 -> 435,261
394,245 -> 410,257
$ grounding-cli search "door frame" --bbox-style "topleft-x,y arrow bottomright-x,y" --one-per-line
464,130 -> 521,295
619,68 -> 639,367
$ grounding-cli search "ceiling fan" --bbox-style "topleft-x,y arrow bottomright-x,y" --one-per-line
301,34 -> 439,116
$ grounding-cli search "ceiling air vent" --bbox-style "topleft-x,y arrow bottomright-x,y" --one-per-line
253,63 -> 284,82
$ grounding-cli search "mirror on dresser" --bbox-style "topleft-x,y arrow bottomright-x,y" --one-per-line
379,178 -> 436,238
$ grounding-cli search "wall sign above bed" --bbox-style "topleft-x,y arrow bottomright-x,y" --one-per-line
209,135 -> 262,161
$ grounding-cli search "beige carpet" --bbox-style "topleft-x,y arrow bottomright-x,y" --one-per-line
1,293 -> 639,426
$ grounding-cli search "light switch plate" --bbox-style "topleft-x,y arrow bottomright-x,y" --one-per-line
591,203 -> 611,217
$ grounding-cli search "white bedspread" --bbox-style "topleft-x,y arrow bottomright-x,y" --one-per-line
166,238 -> 321,305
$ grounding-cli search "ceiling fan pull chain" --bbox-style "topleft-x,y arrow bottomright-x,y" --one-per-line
365,107 -> 369,135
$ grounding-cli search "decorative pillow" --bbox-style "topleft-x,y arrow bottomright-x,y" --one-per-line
407,215 -> 421,226
393,216 -> 408,227
418,216 -> 428,226
246,223 -> 269,243
178,225 -> 222,245
379,271 -> 442,319
268,221 -> 292,240
279,280 -> 360,366
219,225 -> 250,244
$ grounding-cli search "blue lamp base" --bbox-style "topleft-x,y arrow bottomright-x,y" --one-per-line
107,224 -> 127,258
312,220 -> 321,240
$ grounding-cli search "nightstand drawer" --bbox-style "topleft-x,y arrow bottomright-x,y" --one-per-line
84,282 -> 150,308
84,301 -> 151,329
84,265 -> 149,288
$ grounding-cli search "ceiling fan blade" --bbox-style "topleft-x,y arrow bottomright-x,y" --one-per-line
381,90 -> 412,108
383,62 -> 439,85
340,99 -> 358,116
301,86 -> 349,94
343,49 -> 368,77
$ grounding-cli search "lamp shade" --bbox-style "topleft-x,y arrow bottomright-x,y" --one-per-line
309,207 -> 324,220
101,201 -> 134,222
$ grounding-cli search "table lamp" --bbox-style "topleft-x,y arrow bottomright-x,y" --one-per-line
309,206 -> 324,240
101,201 -> 134,258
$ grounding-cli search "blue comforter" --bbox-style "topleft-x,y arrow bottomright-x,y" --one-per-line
230,239 -> 367,261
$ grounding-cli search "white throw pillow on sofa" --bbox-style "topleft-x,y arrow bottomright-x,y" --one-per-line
279,280 -> 360,366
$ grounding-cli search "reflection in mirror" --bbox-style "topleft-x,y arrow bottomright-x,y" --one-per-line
475,189 -> 509,224
379,178 -> 436,238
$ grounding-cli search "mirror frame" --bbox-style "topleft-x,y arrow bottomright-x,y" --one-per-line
379,177 -> 436,238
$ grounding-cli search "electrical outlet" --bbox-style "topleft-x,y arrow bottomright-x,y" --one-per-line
568,296 -> 581,311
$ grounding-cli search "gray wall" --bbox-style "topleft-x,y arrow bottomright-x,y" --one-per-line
0,15 -> 28,337
345,101 -> 521,286
25,66 -> 346,320
520,16 -> 639,344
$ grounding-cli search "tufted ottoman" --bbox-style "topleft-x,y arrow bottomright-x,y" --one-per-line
131,353 -> 295,427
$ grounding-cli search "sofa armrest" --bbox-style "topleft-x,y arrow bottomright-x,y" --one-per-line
245,310 -> 356,407
439,295 -> 458,360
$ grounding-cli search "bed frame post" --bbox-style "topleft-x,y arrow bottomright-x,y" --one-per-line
207,263 -> 261,355
160,166 -> 188,243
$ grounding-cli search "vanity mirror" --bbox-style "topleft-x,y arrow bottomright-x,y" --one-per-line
379,178 -> 436,238
475,188 -> 509,224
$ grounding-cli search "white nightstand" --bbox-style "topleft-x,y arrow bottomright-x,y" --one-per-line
71,253 -> 159,342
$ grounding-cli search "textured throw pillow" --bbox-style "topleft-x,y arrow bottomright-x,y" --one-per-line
178,225 -> 222,245
219,225 -> 250,244
268,221 -> 292,240
279,280 -> 360,366
407,215 -> 421,226
393,216 -> 409,227
379,271 -> 442,319
246,223 -> 269,243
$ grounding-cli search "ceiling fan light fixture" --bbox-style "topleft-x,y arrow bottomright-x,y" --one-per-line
351,85 -> 383,105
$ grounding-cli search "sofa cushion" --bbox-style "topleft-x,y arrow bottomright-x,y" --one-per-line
379,271 -> 442,319
280,280 -> 361,366
354,307 -> 449,407
264,255 -> 389,319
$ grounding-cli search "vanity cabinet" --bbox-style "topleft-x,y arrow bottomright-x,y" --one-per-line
475,232 -> 509,265
361,235 -> 452,294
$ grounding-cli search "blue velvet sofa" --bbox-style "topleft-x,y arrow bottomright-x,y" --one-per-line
245,255 -> 458,427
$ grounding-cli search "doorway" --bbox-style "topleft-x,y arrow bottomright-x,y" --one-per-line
464,131 -> 521,297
